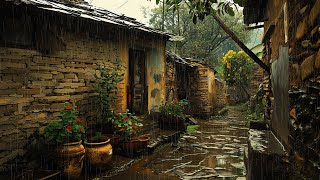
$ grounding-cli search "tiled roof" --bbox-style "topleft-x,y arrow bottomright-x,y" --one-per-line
3,0 -> 171,37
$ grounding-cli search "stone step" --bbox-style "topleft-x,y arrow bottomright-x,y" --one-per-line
247,129 -> 289,180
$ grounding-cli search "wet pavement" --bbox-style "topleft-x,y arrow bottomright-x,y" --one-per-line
94,106 -> 248,180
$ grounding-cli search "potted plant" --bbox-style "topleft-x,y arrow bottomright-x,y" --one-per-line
112,110 -> 148,155
94,61 -> 124,133
84,132 -> 113,169
159,99 -> 189,131
44,102 -> 85,179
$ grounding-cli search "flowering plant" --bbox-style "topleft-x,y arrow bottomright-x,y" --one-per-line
159,99 -> 189,119
222,50 -> 254,86
112,110 -> 143,141
44,103 -> 85,145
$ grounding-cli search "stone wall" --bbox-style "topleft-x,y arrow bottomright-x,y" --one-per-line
0,30 -> 127,170
0,18 -> 167,173
189,64 -> 216,117
287,0 -> 320,178
262,0 -> 320,178
214,79 -> 226,108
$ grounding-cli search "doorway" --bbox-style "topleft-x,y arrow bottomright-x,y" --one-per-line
127,49 -> 147,114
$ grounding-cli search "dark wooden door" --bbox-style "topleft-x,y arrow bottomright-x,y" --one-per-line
128,49 -> 147,114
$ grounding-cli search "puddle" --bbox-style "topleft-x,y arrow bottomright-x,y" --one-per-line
98,107 -> 248,179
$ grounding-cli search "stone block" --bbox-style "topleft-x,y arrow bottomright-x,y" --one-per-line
58,82 -> 85,87
315,49 -> 320,70
0,97 -> 34,105
16,89 -> 41,95
64,73 -> 76,79
53,89 -> 76,94
0,62 -> 26,70
300,55 -> 315,80
31,81 -> 57,87
22,113 -> 47,121
0,82 -> 22,90
52,73 -> 64,79
38,95 -> 70,102
28,73 -> 52,80
308,0 -> 320,26
295,20 -> 307,40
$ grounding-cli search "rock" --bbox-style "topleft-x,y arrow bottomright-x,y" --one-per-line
315,49 -> 320,70
300,55 -> 315,80
301,40 -> 311,48
308,0 -> 320,26
295,20 -> 307,40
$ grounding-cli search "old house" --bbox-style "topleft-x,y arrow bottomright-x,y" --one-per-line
244,0 -> 320,179
165,51 -> 224,117
0,0 -> 170,171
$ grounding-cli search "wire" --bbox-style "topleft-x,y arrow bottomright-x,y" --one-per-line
115,0 -> 129,11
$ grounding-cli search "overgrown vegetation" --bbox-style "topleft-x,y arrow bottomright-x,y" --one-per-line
243,86 -> 265,126
95,60 -> 124,124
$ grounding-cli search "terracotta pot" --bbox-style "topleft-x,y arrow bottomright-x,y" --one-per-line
55,141 -> 85,179
84,136 -> 112,168
159,116 -> 186,131
120,136 -> 150,154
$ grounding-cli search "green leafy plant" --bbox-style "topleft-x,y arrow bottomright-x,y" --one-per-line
112,110 -> 143,141
95,60 -> 124,124
159,99 -> 189,119
222,50 -> 254,87
44,103 -> 85,145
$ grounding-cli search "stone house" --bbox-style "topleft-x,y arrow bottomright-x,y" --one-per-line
244,0 -> 320,178
165,51 -> 224,117
0,0 -> 169,171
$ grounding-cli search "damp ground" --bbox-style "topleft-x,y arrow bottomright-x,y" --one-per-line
93,106 -> 248,180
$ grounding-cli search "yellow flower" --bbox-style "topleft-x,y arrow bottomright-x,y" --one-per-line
228,74 -> 230,76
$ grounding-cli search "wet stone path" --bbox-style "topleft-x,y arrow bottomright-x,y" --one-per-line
97,106 -> 248,180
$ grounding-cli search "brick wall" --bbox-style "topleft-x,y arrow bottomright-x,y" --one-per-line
0,29 -> 129,170
263,0 -> 320,178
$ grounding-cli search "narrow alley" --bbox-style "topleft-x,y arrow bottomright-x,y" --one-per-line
100,106 -> 248,180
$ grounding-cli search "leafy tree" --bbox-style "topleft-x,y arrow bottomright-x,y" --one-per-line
143,3 -> 250,66
222,50 -> 254,97
148,0 -> 270,73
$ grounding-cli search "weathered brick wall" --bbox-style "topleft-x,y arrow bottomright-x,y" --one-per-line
286,0 -> 320,178
215,79 -> 226,108
0,31 -> 126,170
263,0 -> 320,178
165,59 -> 179,101
189,65 -> 215,117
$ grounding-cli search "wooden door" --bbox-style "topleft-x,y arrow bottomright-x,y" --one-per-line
128,49 -> 147,114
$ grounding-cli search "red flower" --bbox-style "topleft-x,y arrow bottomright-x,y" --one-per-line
79,127 -> 83,133
174,99 -> 177,102
133,130 -> 136,135
65,106 -> 72,110
133,125 -> 137,129
120,128 -> 124,132
76,117 -> 81,123
66,125 -> 72,131
114,124 -> 117,129
125,117 -> 129,121
173,104 -> 177,107
75,107 -> 78,110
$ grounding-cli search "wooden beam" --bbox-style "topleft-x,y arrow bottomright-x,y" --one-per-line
212,14 -> 270,74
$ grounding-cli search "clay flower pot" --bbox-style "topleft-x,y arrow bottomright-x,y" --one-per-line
84,135 -> 112,168
120,136 -> 150,154
105,134 -> 121,147
55,141 -> 85,179
159,116 -> 186,131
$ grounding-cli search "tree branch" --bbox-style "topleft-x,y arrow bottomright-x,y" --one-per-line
212,14 -> 270,74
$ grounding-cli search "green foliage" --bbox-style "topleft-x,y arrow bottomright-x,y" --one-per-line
95,60 -> 124,124
159,99 -> 189,119
112,110 -> 143,141
44,103 -> 85,145
187,125 -> 199,135
222,50 -> 254,87
152,0 -> 245,22
143,3 -> 249,66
